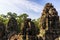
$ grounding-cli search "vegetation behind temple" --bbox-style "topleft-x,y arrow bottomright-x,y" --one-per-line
0,12 -> 40,32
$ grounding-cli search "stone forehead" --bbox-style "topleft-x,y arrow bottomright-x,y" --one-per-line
45,3 -> 53,7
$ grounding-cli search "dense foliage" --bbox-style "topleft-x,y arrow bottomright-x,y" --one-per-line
0,12 -> 40,32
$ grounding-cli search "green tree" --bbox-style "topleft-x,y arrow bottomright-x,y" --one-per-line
7,12 -> 12,17
12,13 -> 17,18
19,13 -> 28,20
17,13 -> 29,31
7,12 -> 17,18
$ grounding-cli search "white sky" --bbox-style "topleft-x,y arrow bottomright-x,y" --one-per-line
0,0 -> 43,19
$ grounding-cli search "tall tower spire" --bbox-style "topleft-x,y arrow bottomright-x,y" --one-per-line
40,3 -> 60,40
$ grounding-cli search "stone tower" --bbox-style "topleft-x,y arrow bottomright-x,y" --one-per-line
40,3 -> 60,40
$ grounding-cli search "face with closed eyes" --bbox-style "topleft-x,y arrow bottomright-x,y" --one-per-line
49,8 -> 57,15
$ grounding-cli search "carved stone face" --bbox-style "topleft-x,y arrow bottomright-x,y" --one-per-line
49,8 -> 58,16
7,17 -> 18,32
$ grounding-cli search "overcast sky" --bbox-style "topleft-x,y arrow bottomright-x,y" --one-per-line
0,0 -> 60,19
